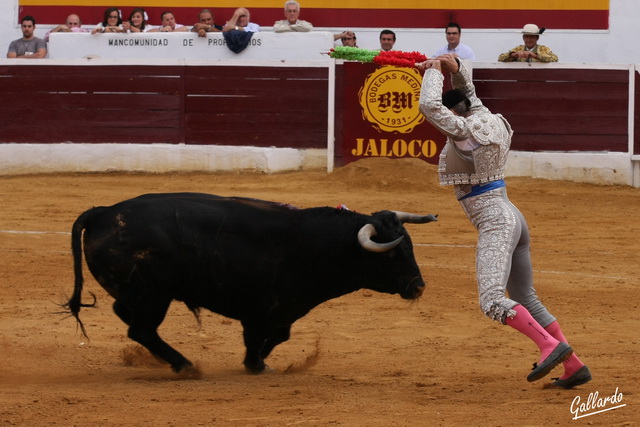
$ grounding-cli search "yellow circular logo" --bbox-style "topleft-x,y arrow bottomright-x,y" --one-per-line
358,66 -> 425,134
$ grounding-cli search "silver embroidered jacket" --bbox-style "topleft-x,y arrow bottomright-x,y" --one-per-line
419,63 -> 513,195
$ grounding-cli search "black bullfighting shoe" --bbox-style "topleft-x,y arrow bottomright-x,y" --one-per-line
546,365 -> 592,389
527,342 -> 573,382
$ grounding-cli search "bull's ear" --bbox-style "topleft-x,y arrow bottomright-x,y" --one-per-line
392,211 -> 438,224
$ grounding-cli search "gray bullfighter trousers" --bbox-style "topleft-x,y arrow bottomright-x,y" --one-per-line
459,186 -> 557,326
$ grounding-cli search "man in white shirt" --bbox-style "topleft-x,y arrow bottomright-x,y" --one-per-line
433,22 -> 476,60
274,1 -> 313,33
223,7 -> 260,32
149,11 -> 188,32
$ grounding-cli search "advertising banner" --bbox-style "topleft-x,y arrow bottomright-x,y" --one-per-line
336,62 -> 446,167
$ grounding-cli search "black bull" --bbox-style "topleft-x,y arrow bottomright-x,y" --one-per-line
66,193 -> 437,374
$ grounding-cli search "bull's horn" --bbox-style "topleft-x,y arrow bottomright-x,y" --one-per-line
357,223 -> 404,253
392,211 -> 438,224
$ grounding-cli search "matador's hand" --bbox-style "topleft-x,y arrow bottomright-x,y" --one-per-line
415,59 -> 441,72
436,54 -> 459,74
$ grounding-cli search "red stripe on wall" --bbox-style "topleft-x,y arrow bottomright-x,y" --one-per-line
20,6 -> 608,30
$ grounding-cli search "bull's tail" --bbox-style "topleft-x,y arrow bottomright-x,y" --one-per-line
64,208 -> 98,338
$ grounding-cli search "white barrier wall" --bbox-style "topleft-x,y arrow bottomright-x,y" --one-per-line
0,142 -> 633,185
0,143 -> 327,175
48,31 -> 335,60
2,1 -> 640,64
506,152 -> 633,186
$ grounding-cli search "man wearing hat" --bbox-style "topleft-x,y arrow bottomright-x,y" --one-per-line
498,24 -> 558,62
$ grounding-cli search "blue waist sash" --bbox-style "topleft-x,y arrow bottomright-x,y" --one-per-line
459,179 -> 506,200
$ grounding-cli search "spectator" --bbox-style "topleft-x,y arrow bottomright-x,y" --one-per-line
44,14 -> 89,42
379,29 -> 396,51
433,22 -> 476,60
498,24 -> 558,63
91,7 -> 124,34
123,8 -> 153,33
7,16 -> 47,58
191,9 -> 223,37
148,11 -> 188,33
222,7 -> 260,32
273,1 -> 313,33
335,30 -> 357,47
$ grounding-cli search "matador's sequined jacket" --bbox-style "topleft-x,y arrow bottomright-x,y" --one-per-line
418,62 -> 513,199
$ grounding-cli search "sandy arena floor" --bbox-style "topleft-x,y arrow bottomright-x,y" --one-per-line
1,158 -> 638,426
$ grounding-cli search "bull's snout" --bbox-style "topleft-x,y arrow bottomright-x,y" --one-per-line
400,276 -> 426,300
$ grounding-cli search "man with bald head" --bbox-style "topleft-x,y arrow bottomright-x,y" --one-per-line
45,14 -> 89,42
223,7 -> 260,32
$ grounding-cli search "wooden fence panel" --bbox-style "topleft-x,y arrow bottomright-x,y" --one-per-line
0,65 -> 183,143
183,66 -> 329,148
0,64 -> 329,148
473,68 -> 630,152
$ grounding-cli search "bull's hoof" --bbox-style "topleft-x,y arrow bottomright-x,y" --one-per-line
176,363 -> 203,380
244,364 -> 274,375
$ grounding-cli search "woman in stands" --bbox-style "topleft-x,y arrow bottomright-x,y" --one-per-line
92,7 -> 124,34
123,8 -> 153,33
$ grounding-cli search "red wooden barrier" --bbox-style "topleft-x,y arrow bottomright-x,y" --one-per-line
184,66 -> 328,148
0,64 -> 329,149
0,63 -> 635,161
473,68 -> 629,152
0,65 -> 183,144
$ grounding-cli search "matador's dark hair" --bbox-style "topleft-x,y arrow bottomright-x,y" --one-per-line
442,89 -> 471,115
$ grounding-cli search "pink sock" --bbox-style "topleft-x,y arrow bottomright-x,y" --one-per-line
545,321 -> 585,379
505,305 -> 560,364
